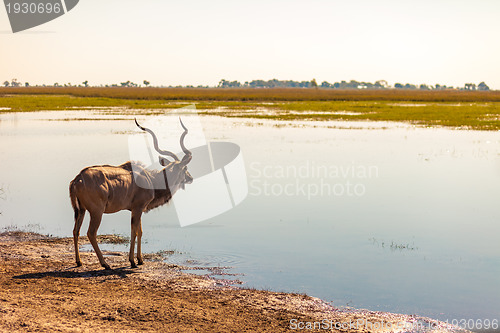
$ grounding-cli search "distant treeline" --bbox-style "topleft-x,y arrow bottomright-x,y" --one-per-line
2,77 -> 491,91
218,79 -> 490,91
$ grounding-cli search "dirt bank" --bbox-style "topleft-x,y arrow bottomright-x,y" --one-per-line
0,232 -> 467,332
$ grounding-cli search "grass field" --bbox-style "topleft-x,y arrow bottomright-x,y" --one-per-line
2,86 -> 500,102
1,87 -> 500,130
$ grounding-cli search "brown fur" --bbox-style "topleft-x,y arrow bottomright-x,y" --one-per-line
70,161 -> 192,269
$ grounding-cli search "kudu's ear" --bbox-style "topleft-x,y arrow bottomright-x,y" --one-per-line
159,156 -> 171,166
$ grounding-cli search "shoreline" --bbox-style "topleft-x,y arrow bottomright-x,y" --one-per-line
0,231 -> 469,332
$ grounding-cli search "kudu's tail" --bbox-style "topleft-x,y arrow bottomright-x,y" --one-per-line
69,176 -> 82,221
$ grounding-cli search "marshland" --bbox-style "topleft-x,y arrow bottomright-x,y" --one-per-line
1,88 -> 499,332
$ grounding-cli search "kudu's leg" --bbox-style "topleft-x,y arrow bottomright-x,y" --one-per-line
87,212 -> 110,270
129,210 -> 142,268
136,215 -> 144,265
73,209 -> 86,266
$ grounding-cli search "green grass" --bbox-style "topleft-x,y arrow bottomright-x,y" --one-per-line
204,100 -> 500,130
0,95 -> 173,111
1,92 -> 500,130
0,94 -> 265,112
3,86 -> 500,102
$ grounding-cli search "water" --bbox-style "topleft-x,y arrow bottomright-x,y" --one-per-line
1,110 -> 499,322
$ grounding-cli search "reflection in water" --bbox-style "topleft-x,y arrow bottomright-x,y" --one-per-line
0,110 -> 499,321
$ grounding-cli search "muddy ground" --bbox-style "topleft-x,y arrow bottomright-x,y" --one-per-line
0,232 -> 468,332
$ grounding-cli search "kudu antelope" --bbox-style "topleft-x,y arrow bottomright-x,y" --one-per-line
69,118 -> 193,269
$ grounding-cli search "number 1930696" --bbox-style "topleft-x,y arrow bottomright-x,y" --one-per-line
5,2 -> 62,14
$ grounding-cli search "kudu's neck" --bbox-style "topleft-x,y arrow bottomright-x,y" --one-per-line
144,168 -> 183,212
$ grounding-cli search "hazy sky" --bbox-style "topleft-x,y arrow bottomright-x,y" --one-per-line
1,0 -> 499,88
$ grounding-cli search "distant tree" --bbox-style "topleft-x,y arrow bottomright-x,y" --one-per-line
394,83 -> 403,89
54,82 -> 60,87
10,79 -> 20,87
347,80 -> 360,88
25,82 -> 29,87
464,83 -> 476,90
267,79 -> 278,88
310,79 -> 318,88
419,84 -> 430,90
3,81 -> 9,87
362,82 -> 373,89
321,81 -> 332,88
143,80 -> 150,87
478,82 -> 489,91
218,79 -> 241,88
374,80 -> 388,89
82,80 -> 88,87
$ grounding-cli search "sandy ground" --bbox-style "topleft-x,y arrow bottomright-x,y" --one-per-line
0,232 -> 470,332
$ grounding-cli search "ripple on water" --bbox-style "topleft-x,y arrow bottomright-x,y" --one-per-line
166,250 -> 246,284
165,250 -> 247,268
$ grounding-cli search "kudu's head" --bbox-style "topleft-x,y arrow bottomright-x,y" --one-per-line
135,118 -> 193,191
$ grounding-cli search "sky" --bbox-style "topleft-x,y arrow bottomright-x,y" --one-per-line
1,0 -> 499,89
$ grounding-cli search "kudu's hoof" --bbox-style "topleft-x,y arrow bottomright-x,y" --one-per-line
103,265 -> 111,270
131,263 -> 138,268
76,262 -> 82,267
137,260 -> 144,266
